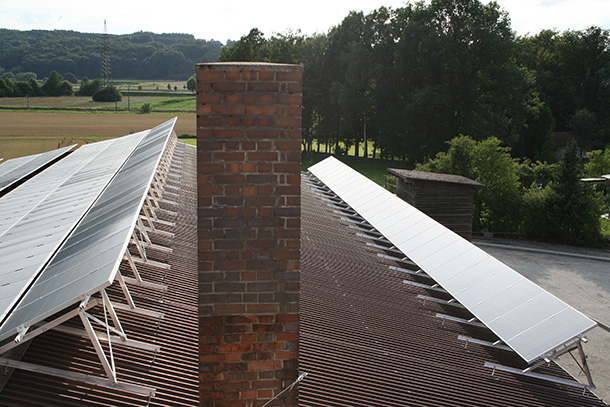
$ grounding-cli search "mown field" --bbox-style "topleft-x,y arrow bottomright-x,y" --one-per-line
0,112 -> 195,159
0,95 -> 195,113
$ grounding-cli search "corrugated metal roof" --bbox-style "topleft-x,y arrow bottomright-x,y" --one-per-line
299,171 -> 606,407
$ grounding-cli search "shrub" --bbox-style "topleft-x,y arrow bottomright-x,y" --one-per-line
521,140 -> 606,246
92,85 -> 122,102
139,102 -> 152,114
78,78 -> 102,96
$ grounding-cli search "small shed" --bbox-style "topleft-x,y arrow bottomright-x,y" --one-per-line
387,168 -> 484,241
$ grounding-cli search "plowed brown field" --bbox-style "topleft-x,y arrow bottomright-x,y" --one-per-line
0,112 -> 195,159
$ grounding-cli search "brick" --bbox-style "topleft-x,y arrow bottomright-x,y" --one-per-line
226,117 -> 241,127
246,152 -> 278,161
215,104 -> 246,116
258,71 -> 275,81
225,70 -> 241,81
277,71 -> 302,81
199,93 -> 223,104
197,70 -> 224,81
286,82 -> 302,93
200,354 -> 226,363
242,185 -> 257,196
197,116 -> 224,128
215,174 -> 245,184
277,94 -> 302,105
215,151 -> 245,161
257,118 -> 274,128
249,360 -> 280,371
241,117 -> 257,128
225,94 -> 240,104
246,129 -> 280,139
215,304 -> 246,314
241,162 -> 257,173
277,314 -> 299,323
197,104 -> 213,115
213,81 -> 246,92
247,303 -> 279,314
247,82 -> 279,93
246,105 -> 279,116
214,129 -> 245,140
274,117 -> 301,129
196,81 -> 213,93
275,351 -> 298,360
226,163 -> 241,173
242,94 -> 257,104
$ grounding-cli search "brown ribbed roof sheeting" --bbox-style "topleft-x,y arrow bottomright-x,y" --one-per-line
0,143 -> 198,407
299,174 -> 605,407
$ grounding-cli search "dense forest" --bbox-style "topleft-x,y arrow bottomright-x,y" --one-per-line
0,29 -> 223,80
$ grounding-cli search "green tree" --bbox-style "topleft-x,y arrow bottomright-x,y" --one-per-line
516,27 -> 610,143
92,85 -> 122,102
186,75 -> 196,93
77,78 -> 102,96
417,136 -> 522,233
392,0 -> 531,163
523,140 -> 605,245
41,70 -> 72,96
28,78 -> 43,96
569,108 -> 601,150
218,28 -> 266,61
63,72 -> 78,83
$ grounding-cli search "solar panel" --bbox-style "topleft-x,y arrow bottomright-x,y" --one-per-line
0,132 -> 148,328
0,145 -> 77,193
309,156 -> 597,364
0,118 -> 176,342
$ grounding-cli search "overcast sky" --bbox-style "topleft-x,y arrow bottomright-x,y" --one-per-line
1,0 -> 610,43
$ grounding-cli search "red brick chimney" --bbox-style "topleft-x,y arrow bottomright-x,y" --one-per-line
197,62 -> 301,406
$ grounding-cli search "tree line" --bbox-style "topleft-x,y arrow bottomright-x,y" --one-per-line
0,29 -> 223,81
219,0 -> 610,165
218,0 -> 610,245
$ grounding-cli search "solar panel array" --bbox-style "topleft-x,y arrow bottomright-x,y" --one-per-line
0,118 -> 176,342
0,132 -> 147,326
0,144 -> 76,194
309,156 -> 597,364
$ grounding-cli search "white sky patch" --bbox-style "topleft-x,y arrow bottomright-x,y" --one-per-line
0,0 -> 609,42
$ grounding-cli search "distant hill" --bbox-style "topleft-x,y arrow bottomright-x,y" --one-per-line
0,29 -> 223,80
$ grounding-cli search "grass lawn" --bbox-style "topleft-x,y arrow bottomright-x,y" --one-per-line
181,137 -> 197,146
302,152 -> 410,186
602,217 -> 610,237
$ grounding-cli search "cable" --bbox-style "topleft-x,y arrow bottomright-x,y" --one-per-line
261,372 -> 308,407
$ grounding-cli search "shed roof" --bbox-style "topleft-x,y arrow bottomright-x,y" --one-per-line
388,168 -> 484,188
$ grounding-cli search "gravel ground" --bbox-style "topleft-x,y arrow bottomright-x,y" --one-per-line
475,238 -> 610,402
